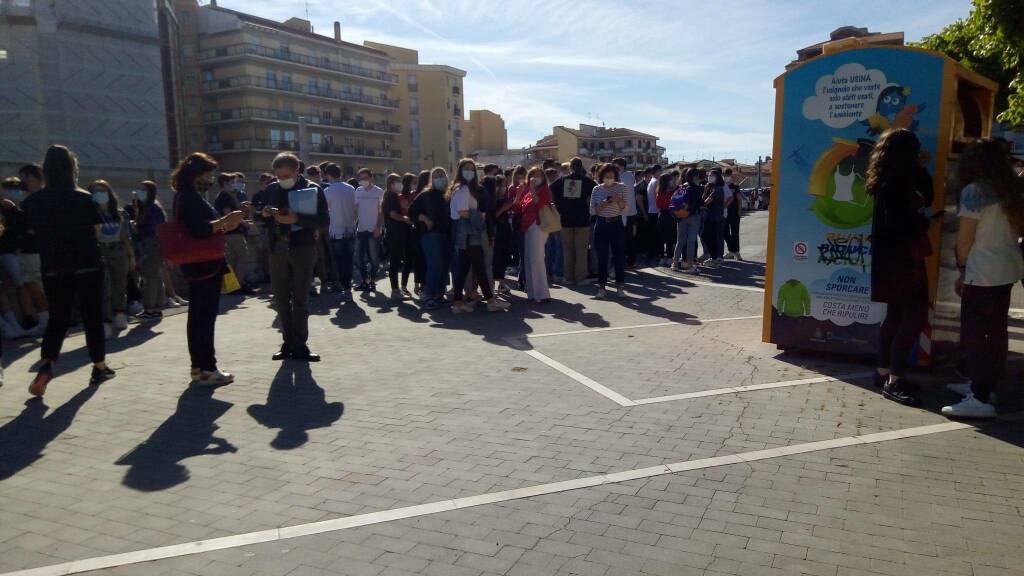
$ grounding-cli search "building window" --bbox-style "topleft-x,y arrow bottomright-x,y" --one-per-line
410,119 -> 420,147
203,70 -> 213,82
270,128 -> 281,143
312,133 -> 322,146
409,97 -> 419,115
279,43 -> 290,56
266,70 -> 277,86
281,73 -> 292,89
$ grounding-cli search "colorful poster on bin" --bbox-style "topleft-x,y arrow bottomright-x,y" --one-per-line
767,47 -> 943,354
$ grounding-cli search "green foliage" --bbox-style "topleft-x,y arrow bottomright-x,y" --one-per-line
914,0 -> 1024,125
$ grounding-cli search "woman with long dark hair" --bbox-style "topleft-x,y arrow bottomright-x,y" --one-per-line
22,145 -> 113,396
136,180 -> 167,318
408,167 -> 450,309
88,180 -> 135,332
654,172 -> 677,266
943,139 -> 1024,418
868,129 -> 938,406
171,153 -> 244,386
512,166 -> 553,303
381,172 -> 414,300
447,159 -> 509,313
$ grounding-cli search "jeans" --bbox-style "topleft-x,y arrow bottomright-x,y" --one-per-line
545,231 -> 563,280
41,270 -> 104,364
421,232 -> 445,300
99,245 -> 129,320
961,283 -> 1012,402
355,231 -> 379,284
656,209 -> 676,259
187,271 -> 222,372
269,242 -> 316,350
594,217 -> 625,286
725,217 -> 741,254
878,275 -> 928,377
330,237 -> 355,289
560,226 -> 590,284
674,215 -> 701,264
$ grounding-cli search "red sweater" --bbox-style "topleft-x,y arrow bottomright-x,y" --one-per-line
513,184 -> 552,232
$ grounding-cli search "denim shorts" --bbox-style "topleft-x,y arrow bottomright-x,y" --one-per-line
0,253 -> 23,286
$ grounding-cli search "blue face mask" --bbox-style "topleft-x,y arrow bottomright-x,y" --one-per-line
5,189 -> 23,202
433,177 -> 447,190
92,191 -> 109,205
461,169 -> 476,182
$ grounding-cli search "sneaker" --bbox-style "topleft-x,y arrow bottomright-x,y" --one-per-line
614,284 -> 625,298
451,301 -> 473,314
873,371 -> 888,388
391,289 -> 404,301
104,323 -> 113,338
164,298 -> 180,309
89,365 -> 116,385
596,287 -> 607,299
113,313 -> 128,330
670,262 -> 680,271
401,288 -> 413,298
173,296 -> 189,305
466,290 -> 484,303
487,299 -> 510,312
882,379 -> 921,406
947,382 -> 997,404
127,301 -> 144,316
941,394 -> 996,419
190,368 -> 200,383
680,263 -> 693,271
196,369 -> 234,387
2,319 -> 27,339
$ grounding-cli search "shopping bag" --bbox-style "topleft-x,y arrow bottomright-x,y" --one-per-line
539,204 -> 562,234
221,266 -> 241,294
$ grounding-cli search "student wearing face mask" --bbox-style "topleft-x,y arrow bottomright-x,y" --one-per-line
410,170 -> 430,294
381,173 -> 414,300
491,173 -> 514,294
447,159 -> 510,313
671,169 -> 704,271
88,180 -> 135,332
22,145 -> 113,396
590,164 -> 629,297
0,177 -> 30,338
701,170 -> 727,266
654,172 -> 678,266
259,152 -> 329,362
512,167 -> 553,303
172,153 -> 245,386
551,157 -> 596,286
323,163 -> 356,300
505,165 -> 528,292
215,172 -> 254,294
135,180 -> 167,318
353,168 -> 384,292
723,168 -> 743,260
408,167 -> 450,309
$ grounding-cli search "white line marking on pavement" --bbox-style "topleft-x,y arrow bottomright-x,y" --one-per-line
631,372 -> 876,405
524,349 -> 636,406
0,421 -> 974,576
642,266 -> 765,292
527,315 -> 762,339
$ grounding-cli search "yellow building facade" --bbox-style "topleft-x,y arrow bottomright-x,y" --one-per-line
463,110 -> 508,154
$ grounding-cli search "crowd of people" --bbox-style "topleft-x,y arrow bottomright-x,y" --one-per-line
2,139 -> 1023,423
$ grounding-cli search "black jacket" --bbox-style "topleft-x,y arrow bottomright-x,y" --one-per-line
551,173 -> 597,228
257,175 -> 329,249
21,187 -> 102,275
175,187 -> 226,280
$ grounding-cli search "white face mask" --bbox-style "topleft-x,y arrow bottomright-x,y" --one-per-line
390,182 -> 402,192
724,177 -> 732,184
603,177 -> 614,185
232,181 -> 245,192
359,179 -> 371,189
530,177 -> 543,188
278,177 -> 296,189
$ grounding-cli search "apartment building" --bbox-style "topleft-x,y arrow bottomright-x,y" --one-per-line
364,42 -> 465,175
0,0 -> 182,192
463,109 -> 508,155
526,124 -> 667,169
177,0 -> 401,178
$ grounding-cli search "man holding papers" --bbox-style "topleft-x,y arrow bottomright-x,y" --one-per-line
258,152 -> 329,362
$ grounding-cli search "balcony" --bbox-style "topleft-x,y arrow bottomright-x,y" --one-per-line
453,106 -> 462,118
203,108 -> 400,135
197,43 -> 398,85
452,86 -> 461,95
207,139 -> 402,160
202,76 -> 399,110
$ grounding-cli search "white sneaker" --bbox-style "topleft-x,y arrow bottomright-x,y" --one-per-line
127,301 -> 144,316
164,298 -> 180,309
487,299 -> 510,312
173,296 -> 189,305
941,394 -> 996,419
946,382 -> 996,404
596,287 -> 607,298
614,285 -> 624,298
196,369 -> 234,387
113,313 -> 128,330
103,323 -> 113,338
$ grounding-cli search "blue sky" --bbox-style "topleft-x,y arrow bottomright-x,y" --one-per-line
216,0 -> 971,163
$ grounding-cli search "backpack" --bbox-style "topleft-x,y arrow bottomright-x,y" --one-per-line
669,186 -> 690,219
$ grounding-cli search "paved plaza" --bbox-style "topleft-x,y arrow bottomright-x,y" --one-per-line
1,212 -> 1023,576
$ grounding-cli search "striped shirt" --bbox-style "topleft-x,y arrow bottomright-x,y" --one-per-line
590,183 -> 629,218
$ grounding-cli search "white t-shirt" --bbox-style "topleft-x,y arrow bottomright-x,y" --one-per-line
647,176 -> 659,213
449,184 -> 477,220
959,182 -> 1024,286
620,170 -> 637,218
324,181 -> 356,238
354,184 -> 383,232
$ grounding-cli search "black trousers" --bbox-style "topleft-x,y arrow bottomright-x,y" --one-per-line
702,219 -> 724,260
594,217 -> 625,286
269,242 -> 316,350
41,270 -> 105,364
878,276 -> 928,377
454,244 -> 492,302
187,272 -> 222,372
962,283 -> 1012,402
725,217 -> 740,254
492,220 -> 513,281
386,224 -> 413,290
656,209 -> 676,259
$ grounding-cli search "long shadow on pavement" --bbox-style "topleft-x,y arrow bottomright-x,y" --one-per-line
247,362 -> 344,450
0,385 -> 100,481
116,386 -> 236,491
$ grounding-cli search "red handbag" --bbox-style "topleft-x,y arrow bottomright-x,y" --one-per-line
155,194 -> 226,265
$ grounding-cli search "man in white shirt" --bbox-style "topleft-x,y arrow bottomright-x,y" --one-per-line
645,164 -> 662,264
353,167 -> 383,291
323,164 -> 356,298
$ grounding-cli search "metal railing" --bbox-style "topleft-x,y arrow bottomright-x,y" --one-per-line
198,42 -> 397,84
202,76 -> 399,109
203,108 -> 399,134
207,139 -> 401,159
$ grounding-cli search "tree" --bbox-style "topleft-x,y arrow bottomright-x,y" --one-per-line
914,0 -> 1024,125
